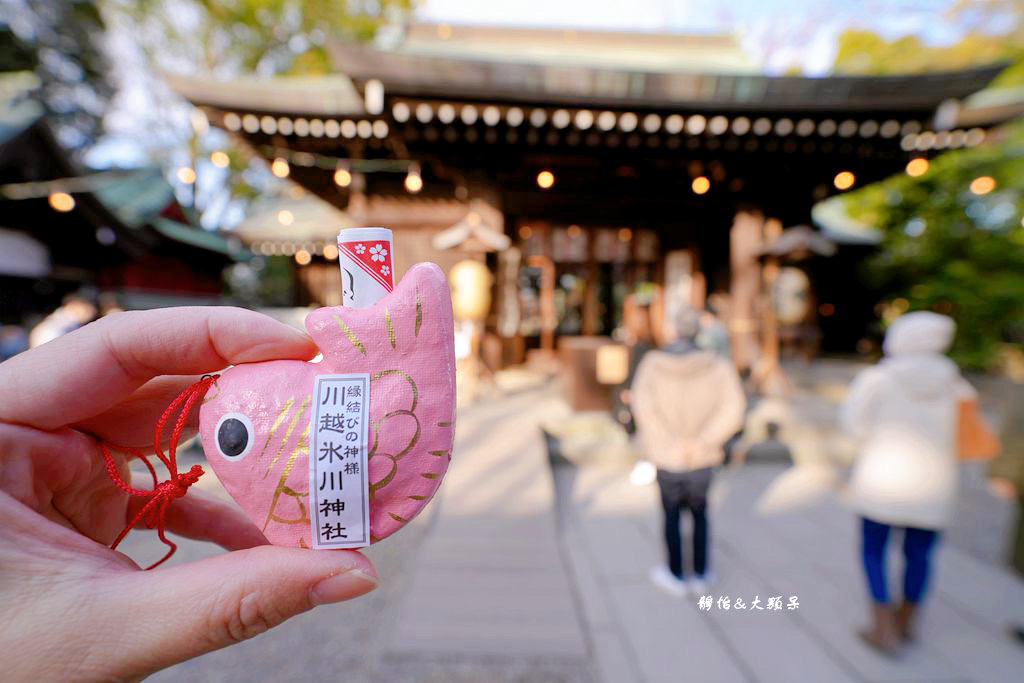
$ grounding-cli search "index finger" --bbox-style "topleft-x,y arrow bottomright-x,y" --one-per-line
0,306 -> 317,430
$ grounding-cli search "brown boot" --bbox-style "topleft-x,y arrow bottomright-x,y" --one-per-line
859,602 -> 902,657
894,601 -> 917,643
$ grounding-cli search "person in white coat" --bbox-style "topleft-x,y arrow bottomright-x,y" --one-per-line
840,311 -> 975,655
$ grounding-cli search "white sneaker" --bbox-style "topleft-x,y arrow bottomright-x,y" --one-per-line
687,572 -> 714,596
649,565 -> 689,598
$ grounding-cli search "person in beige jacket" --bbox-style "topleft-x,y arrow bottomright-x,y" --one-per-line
632,309 -> 746,597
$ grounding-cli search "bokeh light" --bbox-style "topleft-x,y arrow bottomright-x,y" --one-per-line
48,191 -> 75,212
334,168 -> 352,187
210,151 -> 230,168
833,171 -> 855,190
905,158 -> 929,177
271,158 -> 290,178
969,176 -> 996,195
404,169 -> 423,193
176,166 -> 197,184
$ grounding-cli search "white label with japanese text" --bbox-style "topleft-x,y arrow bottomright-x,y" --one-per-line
310,374 -> 370,549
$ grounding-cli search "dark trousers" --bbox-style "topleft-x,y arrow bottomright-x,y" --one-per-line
861,517 -> 940,605
657,468 -> 712,579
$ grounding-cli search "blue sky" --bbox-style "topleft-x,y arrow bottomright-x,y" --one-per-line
418,0 -> 972,75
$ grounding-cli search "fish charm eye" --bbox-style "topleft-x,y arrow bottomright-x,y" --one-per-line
215,413 -> 254,460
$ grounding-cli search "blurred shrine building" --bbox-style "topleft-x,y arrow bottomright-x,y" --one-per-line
170,23 -> 1014,379
0,73 -> 239,326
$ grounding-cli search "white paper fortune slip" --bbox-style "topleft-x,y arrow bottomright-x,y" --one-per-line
310,374 -> 371,549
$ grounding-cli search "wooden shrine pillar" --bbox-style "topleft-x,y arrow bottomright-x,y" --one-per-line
527,254 -> 557,352
729,210 -> 764,373
758,218 -> 791,395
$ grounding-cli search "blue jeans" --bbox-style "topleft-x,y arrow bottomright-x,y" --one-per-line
861,517 -> 939,605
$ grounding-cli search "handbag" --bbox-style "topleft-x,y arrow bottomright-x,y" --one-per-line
957,398 -> 1001,462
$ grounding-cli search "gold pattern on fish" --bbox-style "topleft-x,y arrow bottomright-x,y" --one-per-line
263,424 -> 311,530
369,453 -> 398,501
259,396 -> 295,475
332,314 -> 366,354
201,382 -> 222,403
415,290 -> 423,337
264,395 -> 310,478
385,307 -> 396,349
372,369 -> 419,411
367,370 -> 421,498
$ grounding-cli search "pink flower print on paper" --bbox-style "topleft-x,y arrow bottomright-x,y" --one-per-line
381,265 -> 390,276
354,243 -> 366,254
370,244 -> 387,262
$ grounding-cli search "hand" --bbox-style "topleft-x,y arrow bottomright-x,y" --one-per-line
988,477 -> 1018,500
0,307 -> 378,681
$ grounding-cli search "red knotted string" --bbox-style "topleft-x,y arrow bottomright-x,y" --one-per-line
99,374 -> 219,569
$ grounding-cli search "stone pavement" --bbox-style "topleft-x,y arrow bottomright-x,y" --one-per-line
132,373 -> 1023,682
373,388 -> 590,681
559,458 -> 1024,683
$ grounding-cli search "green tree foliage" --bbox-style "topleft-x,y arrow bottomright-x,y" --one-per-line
835,29 -> 1009,74
119,0 -> 412,75
0,0 -> 112,149
833,1 -> 1024,85
103,0 -> 412,232
844,122 -> 1024,370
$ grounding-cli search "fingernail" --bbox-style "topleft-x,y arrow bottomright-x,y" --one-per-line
283,328 -> 319,358
310,568 -> 378,605
284,327 -> 316,346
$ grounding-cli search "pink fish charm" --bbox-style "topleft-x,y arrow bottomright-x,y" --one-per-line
198,262 -> 455,547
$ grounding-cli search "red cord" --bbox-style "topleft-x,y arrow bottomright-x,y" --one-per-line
99,374 -> 218,570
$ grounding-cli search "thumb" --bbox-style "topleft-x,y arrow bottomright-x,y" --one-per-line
103,545 -> 377,677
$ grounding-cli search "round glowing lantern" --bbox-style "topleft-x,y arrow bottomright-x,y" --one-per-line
449,260 -> 493,321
